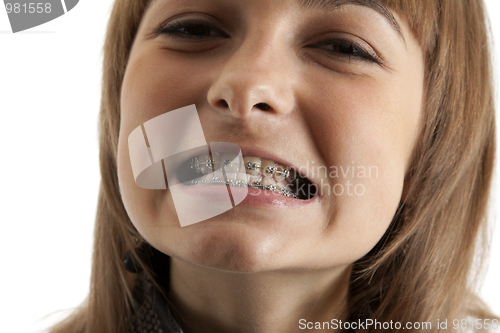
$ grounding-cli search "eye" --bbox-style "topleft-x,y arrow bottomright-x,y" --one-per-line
307,39 -> 381,64
156,19 -> 230,40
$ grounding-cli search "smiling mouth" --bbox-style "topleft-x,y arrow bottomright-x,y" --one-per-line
176,153 -> 317,200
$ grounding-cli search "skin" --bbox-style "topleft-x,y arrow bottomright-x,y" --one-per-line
117,0 -> 424,332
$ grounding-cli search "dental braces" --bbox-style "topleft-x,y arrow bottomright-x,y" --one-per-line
188,176 -> 299,199
190,157 -> 299,180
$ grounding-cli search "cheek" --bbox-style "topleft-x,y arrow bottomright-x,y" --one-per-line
116,134 -> 173,237
117,52 -> 199,236
120,48 -> 218,123
116,49 -> 242,246
300,73 -> 422,261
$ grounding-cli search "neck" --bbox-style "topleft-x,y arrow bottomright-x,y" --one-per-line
168,258 -> 351,333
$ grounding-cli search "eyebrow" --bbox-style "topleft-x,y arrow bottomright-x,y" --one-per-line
145,0 -> 405,43
300,0 -> 405,42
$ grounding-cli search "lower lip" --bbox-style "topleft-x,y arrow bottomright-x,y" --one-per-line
175,183 -> 317,208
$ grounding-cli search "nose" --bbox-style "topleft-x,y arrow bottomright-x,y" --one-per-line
207,35 -> 295,119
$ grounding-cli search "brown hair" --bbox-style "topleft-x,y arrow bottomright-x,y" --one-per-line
349,0 -> 498,330
49,0 -> 497,332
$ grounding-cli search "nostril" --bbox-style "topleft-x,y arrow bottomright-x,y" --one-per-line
255,103 -> 271,111
215,99 -> 229,108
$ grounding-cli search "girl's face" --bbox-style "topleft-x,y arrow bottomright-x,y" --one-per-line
117,0 -> 424,272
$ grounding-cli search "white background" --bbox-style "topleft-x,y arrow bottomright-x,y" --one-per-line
0,1 -> 498,332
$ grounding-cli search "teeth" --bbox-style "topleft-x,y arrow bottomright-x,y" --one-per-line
261,159 -> 276,178
221,154 -> 242,173
286,169 -> 298,183
247,174 -> 263,186
226,172 -> 247,183
225,172 -> 237,181
185,154 -> 313,199
243,156 -> 262,176
212,153 -> 222,170
261,177 -> 276,186
198,154 -> 213,175
274,181 -> 285,191
274,164 -> 287,182
202,174 -> 213,182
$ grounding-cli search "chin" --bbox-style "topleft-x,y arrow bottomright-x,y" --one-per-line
173,225 -> 289,273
